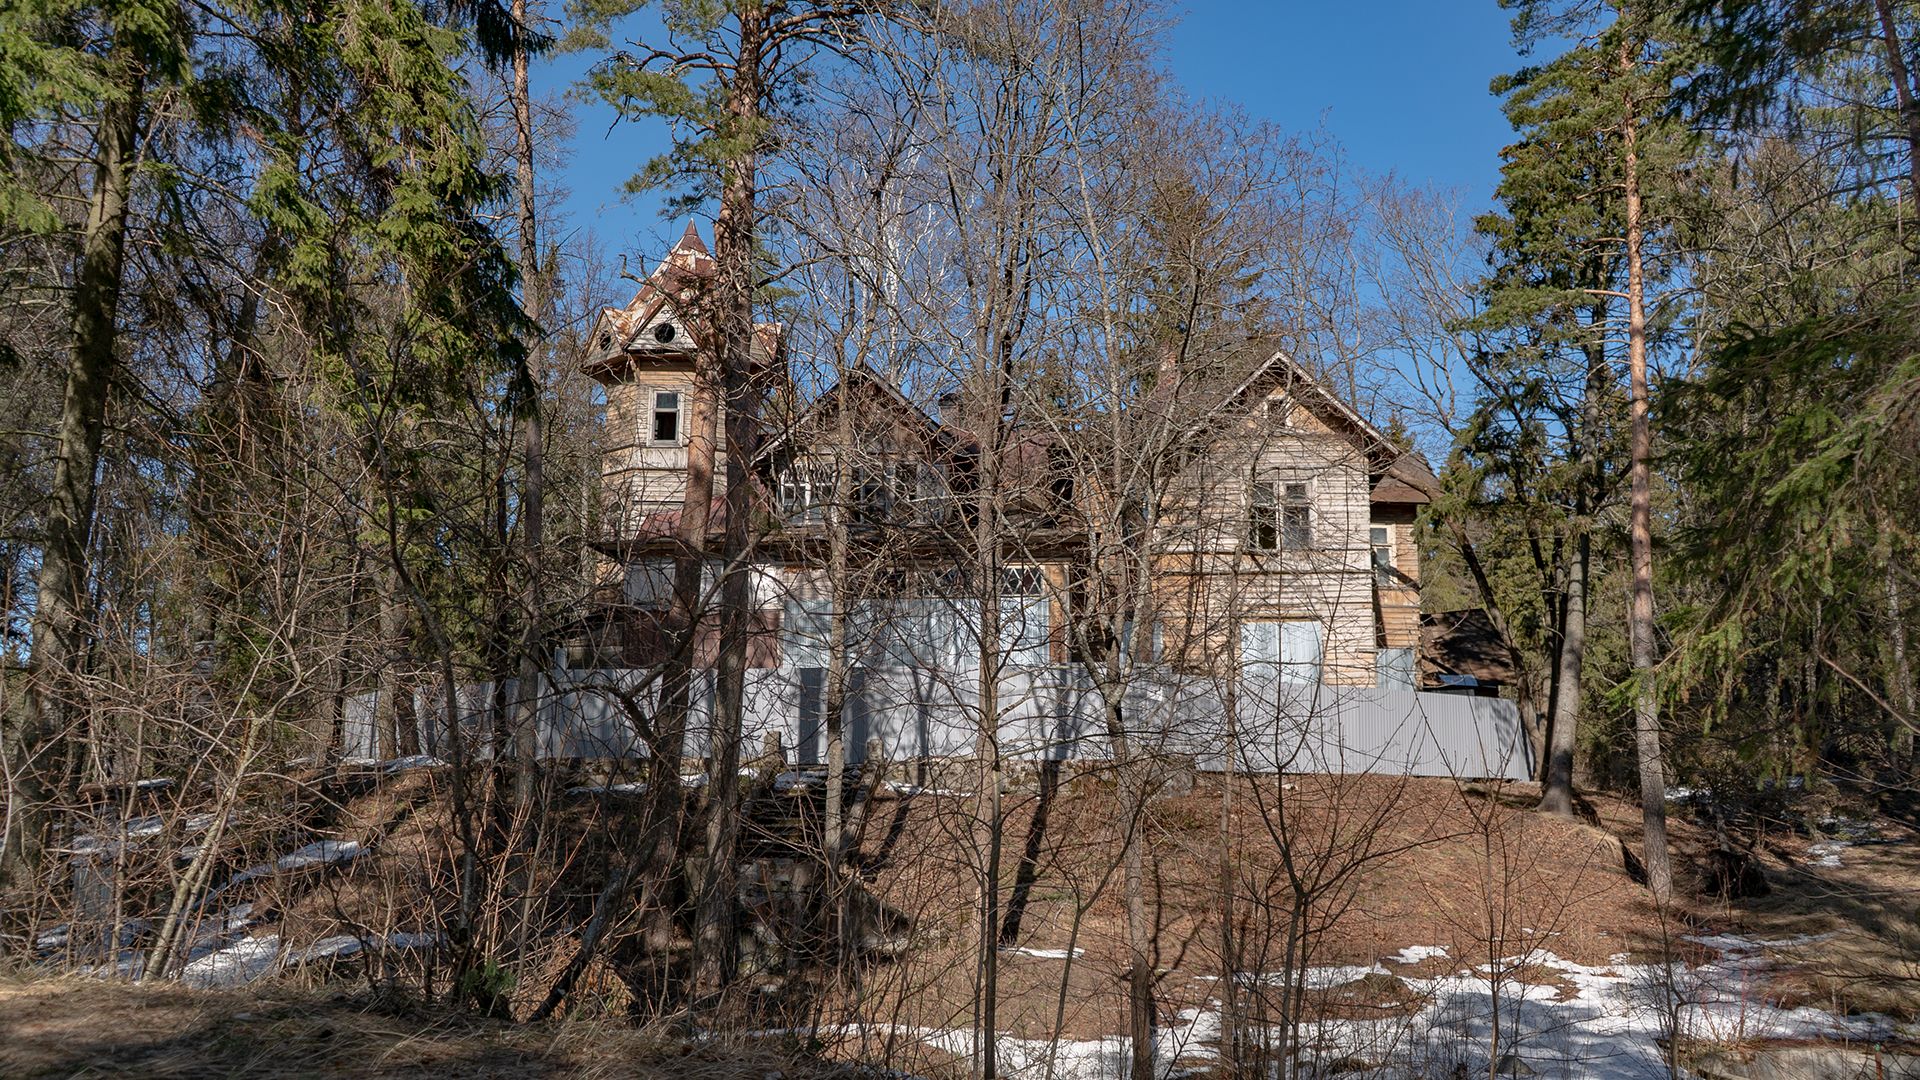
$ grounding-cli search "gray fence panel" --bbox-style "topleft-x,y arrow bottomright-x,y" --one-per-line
392,665 -> 1530,780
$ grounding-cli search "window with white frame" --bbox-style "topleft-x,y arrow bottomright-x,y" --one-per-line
649,390 -> 681,445
625,558 -> 674,609
778,462 -> 835,523
1371,526 -> 1395,583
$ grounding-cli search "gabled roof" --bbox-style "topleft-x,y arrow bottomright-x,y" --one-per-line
761,363 -> 963,461
1218,350 -> 1438,505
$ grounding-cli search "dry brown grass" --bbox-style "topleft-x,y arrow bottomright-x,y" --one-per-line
0,975 -> 857,1078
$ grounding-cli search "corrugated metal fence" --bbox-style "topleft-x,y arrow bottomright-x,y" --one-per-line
344,666 -> 1531,781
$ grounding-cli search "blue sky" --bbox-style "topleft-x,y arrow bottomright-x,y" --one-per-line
541,2 -> 1524,268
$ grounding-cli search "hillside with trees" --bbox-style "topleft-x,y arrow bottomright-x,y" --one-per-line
1,0 -> 1916,1077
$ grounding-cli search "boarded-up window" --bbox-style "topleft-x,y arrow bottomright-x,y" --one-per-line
625,558 -> 673,608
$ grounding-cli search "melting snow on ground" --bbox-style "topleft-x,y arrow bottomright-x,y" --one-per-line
69,813 -> 215,856
1806,841 -> 1847,868
1001,945 -> 1086,960
1389,945 -> 1449,965
181,931 -> 439,988
795,933 -> 1911,1079
882,781 -> 972,798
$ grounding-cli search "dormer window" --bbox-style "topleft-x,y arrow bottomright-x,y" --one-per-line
650,390 -> 681,444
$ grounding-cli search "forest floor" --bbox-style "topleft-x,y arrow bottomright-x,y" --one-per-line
7,765 -> 1918,1078
836,771 -> 1920,1076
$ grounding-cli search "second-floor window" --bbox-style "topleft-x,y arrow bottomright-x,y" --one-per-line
650,390 -> 680,445
778,464 -> 835,523
1249,480 -> 1311,550
1371,526 -> 1394,582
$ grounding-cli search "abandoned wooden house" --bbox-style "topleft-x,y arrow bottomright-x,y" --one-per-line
572,223 -> 1443,694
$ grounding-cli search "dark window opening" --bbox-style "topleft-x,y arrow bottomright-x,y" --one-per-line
1251,480 -> 1312,551
651,390 -> 680,444
1249,482 -> 1279,550
1282,482 -> 1311,549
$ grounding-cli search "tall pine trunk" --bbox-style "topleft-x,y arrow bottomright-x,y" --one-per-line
7,57 -> 144,890
693,0 -> 767,994
1621,54 -> 1673,904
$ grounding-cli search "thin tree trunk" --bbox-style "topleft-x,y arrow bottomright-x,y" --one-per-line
823,383 -> 853,959
377,565 -> 413,757
973,394 -> 1004,1080
7,58 -> 144,890
1889,557 -> 1915,763
1111,705 -> 1155,1080
1217,676 -> 1239,1076
1621,57 -> 1673,904
502,0 -> 546,981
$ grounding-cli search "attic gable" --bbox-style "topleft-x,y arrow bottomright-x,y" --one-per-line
763,365 -> 955,462
1213,350 -> 1438,504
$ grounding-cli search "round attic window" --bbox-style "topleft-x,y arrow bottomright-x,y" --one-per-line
654,323 -> 677,344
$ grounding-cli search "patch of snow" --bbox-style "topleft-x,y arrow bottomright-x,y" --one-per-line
772,770 -> 820,792
791,934 -> 1913,1080
1001,945 -> 1085,960
181,934 -> 282,989
287,931 -> 439,966
1389,945 -> 1449,965
1807,841 -> 1846,868
566,781 -> 647,797
881,780 -> 971,798
70,812 -> 215,856
1681,932 -> 1830,954
273,839 -> 363,872
381,755 -> 447,774
210,839 -> 365,900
